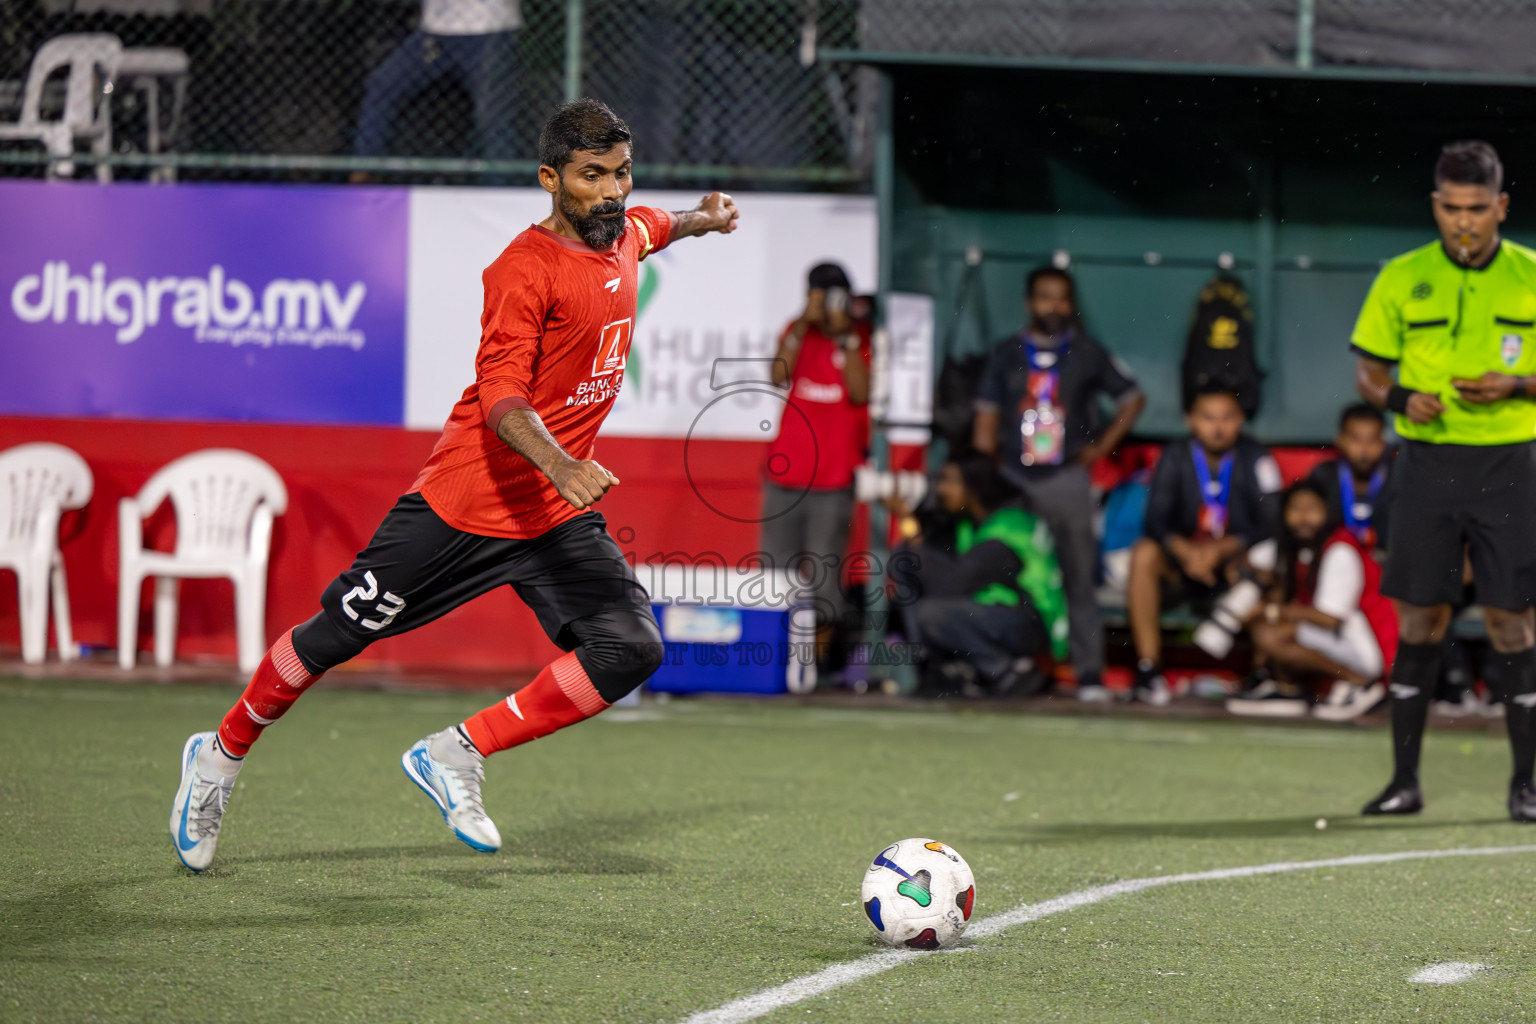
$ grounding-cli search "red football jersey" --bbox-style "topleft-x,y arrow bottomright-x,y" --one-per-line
763,320 -> 870,491
410,207 -> 675,538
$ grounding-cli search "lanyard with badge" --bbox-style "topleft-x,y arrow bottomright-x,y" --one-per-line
1192,444 -> 1235,539
1338,462 -> 1384,544
1019,334 -> 1070,466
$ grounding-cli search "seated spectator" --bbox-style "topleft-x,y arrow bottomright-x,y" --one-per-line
1303,403 -> 1479,716
1127,384 -> 1282,705
1226,480 -> 1399,718
1304,403 -> 1394,551
888,453 -> 1068,696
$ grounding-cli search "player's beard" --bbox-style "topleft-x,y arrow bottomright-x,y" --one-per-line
561,187 -> 626,249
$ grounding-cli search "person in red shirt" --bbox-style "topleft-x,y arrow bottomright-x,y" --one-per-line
168,99 -> 739,872
762,263 -> 870,654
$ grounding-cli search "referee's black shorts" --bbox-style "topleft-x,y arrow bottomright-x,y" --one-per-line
1382,440 -> 1536,612
298,494 -> 660,692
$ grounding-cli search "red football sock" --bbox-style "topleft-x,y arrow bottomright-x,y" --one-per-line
462,652 -> 609,756
217,628 -> 323,756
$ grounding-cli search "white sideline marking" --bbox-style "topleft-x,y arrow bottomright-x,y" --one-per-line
1410,961 -> 1487,985
678,844 -> 1536,1024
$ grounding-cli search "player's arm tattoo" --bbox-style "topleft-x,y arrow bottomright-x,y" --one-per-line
671,209 -> 714,238
672,192 -> 738,238
495,407 -> 574,477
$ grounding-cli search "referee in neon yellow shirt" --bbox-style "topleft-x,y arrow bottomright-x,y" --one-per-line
1353,141 -> 1536,821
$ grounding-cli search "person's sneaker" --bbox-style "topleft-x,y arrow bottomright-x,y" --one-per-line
1131,673 -> 1172,707
937,660 -> 983,698
402,727 -> 501,853
169,731 -> 235,873
1509,781 -> 1536,823
1431,686 -> 1488,719
1313,680 -> 1387,722
1225,678 -> 1308,717
991,657 -> 1047,697
1076,684 -> 1115,703
1361,779 -> 1424,816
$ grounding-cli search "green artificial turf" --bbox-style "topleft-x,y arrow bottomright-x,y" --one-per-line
3,677 -> 1535,1023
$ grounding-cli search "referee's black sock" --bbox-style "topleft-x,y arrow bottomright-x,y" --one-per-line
1484,648 -> 1536,790
1388,642 -> 1441,788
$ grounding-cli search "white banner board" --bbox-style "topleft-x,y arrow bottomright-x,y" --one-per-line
406,188 -> 877,438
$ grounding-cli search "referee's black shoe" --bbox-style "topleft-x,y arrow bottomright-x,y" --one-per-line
1361,780 -> 1424,816
1509,782 -> 1536,823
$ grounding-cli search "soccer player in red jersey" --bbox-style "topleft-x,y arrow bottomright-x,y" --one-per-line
169,99 -> 739,871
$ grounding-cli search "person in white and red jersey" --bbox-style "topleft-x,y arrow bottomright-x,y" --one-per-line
168,99 -> 739,873
1225,479 -> 1399,720
761,262 -> 871,658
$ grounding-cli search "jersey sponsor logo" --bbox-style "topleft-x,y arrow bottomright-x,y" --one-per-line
566,376 -> 624,408
341,570 -> 406,631
592,317 -> 631,377
794,378 -> 846,403
8,260 -> 370,349
604,277 -> 621,293
1502,333 -> 1524,368
1411,281 -> 1433,300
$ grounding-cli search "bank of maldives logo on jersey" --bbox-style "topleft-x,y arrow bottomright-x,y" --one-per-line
1503,333 -> 1524,368
567,317 -> 631,408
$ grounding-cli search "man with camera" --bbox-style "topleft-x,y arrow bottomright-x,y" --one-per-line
762,262 -> 872,662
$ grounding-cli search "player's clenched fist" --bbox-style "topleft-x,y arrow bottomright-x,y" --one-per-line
697,191 -> 739,234
550,458 -> 620,510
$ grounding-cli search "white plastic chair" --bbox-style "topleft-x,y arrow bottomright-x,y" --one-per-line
118,46 -> 190,183
118,449 -> 287,673
0,443 -> 93,664
0,34 -> 122,182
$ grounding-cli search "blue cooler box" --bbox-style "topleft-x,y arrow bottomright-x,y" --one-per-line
636,566 -> 816,695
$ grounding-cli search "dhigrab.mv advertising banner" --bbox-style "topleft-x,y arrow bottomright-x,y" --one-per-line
0,180 -> 408,425
0,181 -> 877,437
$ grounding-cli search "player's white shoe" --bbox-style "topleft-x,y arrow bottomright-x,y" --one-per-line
402,727 -> 501,853
169,731 -> 235,873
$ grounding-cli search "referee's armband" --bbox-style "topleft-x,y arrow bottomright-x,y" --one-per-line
1385,385 -> 1415,415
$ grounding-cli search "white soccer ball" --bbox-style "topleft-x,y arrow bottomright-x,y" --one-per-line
860,837 -> 976,949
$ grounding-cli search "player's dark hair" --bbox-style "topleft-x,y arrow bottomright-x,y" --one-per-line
1025,266 -> 1077,308
539,99 -> 632,173
1435,140 -> 1503,193
1273,479 -> 1339,603
949,451 -> 1014,513
1338,402 -> 1384,432
808,262 -> 851,291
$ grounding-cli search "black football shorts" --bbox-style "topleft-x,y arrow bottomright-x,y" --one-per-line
315,494 -> 655,655
1381,440 -> 1536,611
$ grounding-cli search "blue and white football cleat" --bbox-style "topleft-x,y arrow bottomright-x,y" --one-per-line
169,731 -> 235,873
401,728 -> 501,853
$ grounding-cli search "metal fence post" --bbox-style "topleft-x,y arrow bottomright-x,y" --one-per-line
1296,0 -> 1316,69
564,0 -> 585,102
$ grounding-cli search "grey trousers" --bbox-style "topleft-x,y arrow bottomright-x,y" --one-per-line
760,482 -> 855,623
1013,464 -> 1102,677
909,597 -> 1042,680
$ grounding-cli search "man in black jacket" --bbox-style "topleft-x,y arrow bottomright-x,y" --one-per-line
1304,403 -> 1393,550
973,267 -> 1145,702
1127,385 -> 1283,703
